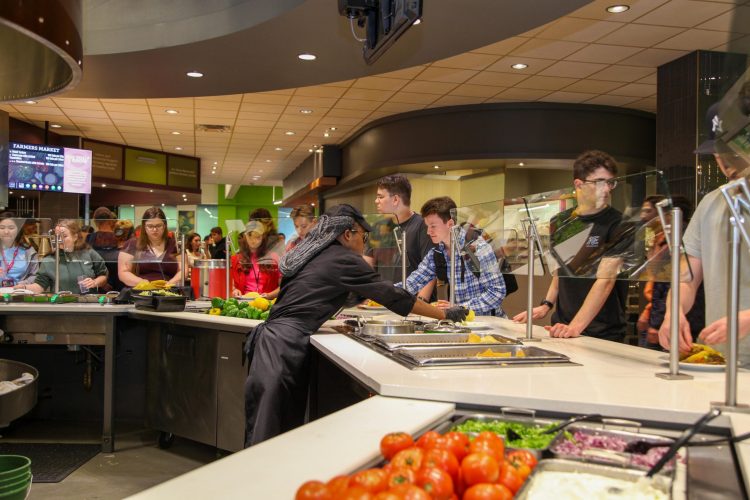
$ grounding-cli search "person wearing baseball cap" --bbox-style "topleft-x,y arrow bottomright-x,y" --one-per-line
243,203 -> 466,447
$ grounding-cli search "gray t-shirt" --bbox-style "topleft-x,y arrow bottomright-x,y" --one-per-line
683,184 -> 750,363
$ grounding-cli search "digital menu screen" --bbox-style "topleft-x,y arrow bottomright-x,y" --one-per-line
8,142 -> 92,194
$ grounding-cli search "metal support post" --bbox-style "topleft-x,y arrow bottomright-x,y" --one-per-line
520,217 -> 542,342
225,234 -> 232,299
449,226 -> 458,307
657,206 -> 692,380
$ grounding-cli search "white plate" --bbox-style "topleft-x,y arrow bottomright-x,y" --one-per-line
358,304 -> 387,310
659,355 -> 727,372
462,321 -> 491,330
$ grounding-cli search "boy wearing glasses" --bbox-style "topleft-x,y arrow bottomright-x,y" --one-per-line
513,150 -> 629,342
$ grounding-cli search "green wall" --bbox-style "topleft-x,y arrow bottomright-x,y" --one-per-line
216,185 -> 282,233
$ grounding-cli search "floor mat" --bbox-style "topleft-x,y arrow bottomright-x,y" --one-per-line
0,443 -> 100,483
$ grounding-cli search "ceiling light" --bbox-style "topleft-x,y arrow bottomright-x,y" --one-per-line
275,147 -> 283,151
8,191 -> 12,195
213,161 -> 218,165
316,148 -> 323,153
298,53 -> 317,61
519,162 -> 525,166
186,71 -> 204,78
308,148 -> 314,153
273,200 -> 283,206
171,131 -> 181,135
265,159 -> 271,163
285,131 -> 295,136
24,100 -> 37,105
211,171 -> 216,174
149,189 -> 154,193
434,165 -> 440,169
413,18 -> 422,25
511,63 -> 528,70
324,132 -> 330,138
175,146 -> 182,151
130,204 -> 134,207
165,109 -> 179,114
300,109 -> 313,114
102,183 -> 107,187
50,124 -> 62,128
20,195 -> 25,199
161,203 -> 165,207
606,4 -> 630,13
311,202 -> 315,206
329,127 -> 337,131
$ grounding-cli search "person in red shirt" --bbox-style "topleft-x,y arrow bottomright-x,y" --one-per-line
231,220 -> 280,297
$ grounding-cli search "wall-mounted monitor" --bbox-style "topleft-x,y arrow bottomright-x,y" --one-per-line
8,142 -> 92,194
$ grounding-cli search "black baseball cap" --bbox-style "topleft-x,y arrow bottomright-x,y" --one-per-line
325,204 -> 373,232
695,102 -> 722,154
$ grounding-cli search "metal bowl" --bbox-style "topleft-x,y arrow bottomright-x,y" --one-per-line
358,318 -> 417,336
0,359 -> 38,428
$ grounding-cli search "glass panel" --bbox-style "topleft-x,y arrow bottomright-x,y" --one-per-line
362,212 -> 404,285
0,216 -> 52,291
513,170 -> 693,283
225,216 -> 285,298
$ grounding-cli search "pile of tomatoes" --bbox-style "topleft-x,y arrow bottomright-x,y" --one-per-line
295,429 -> 538,499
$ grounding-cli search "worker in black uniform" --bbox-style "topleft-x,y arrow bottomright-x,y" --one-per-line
244,204 -> 467,446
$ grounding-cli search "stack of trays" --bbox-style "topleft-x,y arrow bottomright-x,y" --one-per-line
0,455 -> 32,500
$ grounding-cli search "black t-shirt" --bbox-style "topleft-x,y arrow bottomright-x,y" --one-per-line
365,213 -> 434,284
268,242 -> 416,333
551,206 -> 629,341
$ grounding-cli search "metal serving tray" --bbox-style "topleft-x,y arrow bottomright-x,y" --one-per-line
373,333 -> 522,351
548,424 -> 676,473
391,344 -> 571,367
435,412 -> 561,459
516,458 -> 672,499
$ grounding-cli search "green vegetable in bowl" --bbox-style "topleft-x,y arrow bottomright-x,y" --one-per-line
452,420 -> 558,449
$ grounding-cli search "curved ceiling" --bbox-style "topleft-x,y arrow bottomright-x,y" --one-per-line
69,0 -> 590,98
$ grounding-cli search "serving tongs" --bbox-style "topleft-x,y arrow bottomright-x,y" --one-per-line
542,413 -> 603,435
646,408 -> 722,477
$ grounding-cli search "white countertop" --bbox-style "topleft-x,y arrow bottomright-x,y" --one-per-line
313,316 -> 750,426
0,302 -> 132,313
127,396 -> 454,500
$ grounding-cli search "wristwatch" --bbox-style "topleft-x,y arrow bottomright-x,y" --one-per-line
540,299 -> 554,310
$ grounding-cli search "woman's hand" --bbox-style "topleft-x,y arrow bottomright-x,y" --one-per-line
80,277 -> 97,290
232,289 -> 242,298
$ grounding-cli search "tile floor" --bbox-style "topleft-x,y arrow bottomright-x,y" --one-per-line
0,420 -> 219,500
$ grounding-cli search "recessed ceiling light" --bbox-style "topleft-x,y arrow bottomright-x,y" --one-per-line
606,4 -> 630,13
165,109 -> 179,114
519,162 -> 525,166
171,131 -> 181,135
161,203 -> 165,207
213,161 -> 218,165
24,100 -> 37,105
413,18 -> 422,25
511,63 -> 528,70
130,204 -> 134,207
265,159 -> 271,163
102,183 -> 107,187
324,132 -> 330,138
300,109 -> 313,114
50,124 -> 62,128
308,148 -> 314,153
149,189 -> 154,193
316,148 -> 323,153
174,147 -> 183,151
298,53 -> 317,61
311,202 -> 315,206
211,171 -> 215,174
8,191 -> 12,195
434,165 -> 440,169
274,147 -> 283,151
329,127 -> 337,131
285,131 -> 295,136
20,195 -> 25,199
186,70 -> 204,78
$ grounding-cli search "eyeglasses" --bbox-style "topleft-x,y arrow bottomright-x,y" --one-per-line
350,229 -> 370,244
145,223 -> 165,231
582,178 -> 618,189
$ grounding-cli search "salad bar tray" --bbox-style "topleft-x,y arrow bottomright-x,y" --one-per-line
391,344 -> 572,368
371,333 -> 522,351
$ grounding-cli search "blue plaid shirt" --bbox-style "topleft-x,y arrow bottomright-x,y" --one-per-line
398,227 -> 506,316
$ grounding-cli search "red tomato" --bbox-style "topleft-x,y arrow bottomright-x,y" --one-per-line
498,462 -> 524,494
388,484 -> 432,500
416,467 -> 454,500
468,432 -> 505,462
350,469 -> 388,494
505,457 -> 531,481
339,485 -> 373,500
506,449 -> 538,470
463,483 -> 514,500
381,432 -> 415,461
372,492 -> 402,500
295,480 -> 332,500
390,447 -> 424,471
442,431 -> 470,461
386,467 -> 416,489
416,430 -> 443,450
460,452 -> 500,486
327,475 -> 351,497
423,447 -> 460,483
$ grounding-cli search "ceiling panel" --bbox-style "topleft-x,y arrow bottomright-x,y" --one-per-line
416,67 -> 480,84
449,84 -> 506,98
634,0 -> 734,28
515,75 -> 579,91
538,61 -> 608,78
596,23 -> 685,47
536,17 -> 624,42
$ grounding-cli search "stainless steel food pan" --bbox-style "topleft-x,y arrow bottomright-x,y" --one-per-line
392,344 -> 571,367
516,458 -> 672,499
0,359 -> 38,428
373,333 -> 521,350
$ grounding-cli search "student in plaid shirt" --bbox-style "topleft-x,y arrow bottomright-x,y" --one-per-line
398,196 -> 506,317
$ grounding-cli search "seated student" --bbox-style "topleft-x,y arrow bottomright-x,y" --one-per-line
398,196 -> 506,317
0,212 -> 38,288
25,219 -> 108,293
